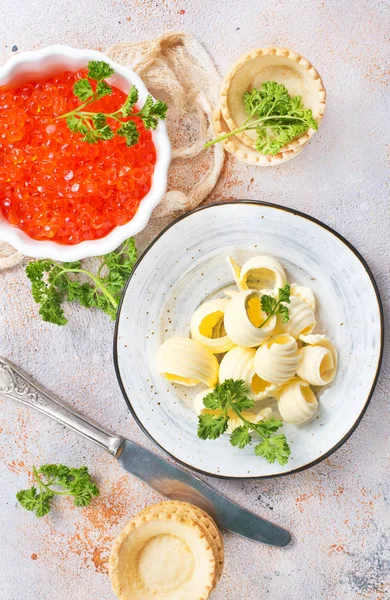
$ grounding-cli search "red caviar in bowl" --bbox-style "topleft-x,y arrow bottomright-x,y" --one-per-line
0,70 -> 156,244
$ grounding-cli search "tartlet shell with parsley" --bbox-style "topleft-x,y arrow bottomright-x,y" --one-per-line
108,500 -> 224,600
219,46 -> 326,161
212,106 -> 306,166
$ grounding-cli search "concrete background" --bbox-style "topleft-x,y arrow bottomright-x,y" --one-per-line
0,1 -> 389,598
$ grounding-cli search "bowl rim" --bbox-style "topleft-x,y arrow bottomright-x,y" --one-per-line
0,44 -> 171,260
113,200 -> 384,480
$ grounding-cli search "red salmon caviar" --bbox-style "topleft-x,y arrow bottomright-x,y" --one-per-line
0,70 -> 156,244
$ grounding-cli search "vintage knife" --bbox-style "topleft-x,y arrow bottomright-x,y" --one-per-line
0,356 -> 291,547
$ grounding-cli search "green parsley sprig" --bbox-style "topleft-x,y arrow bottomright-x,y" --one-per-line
205,81 -> 318,155
58,60 -> 167,145
197,379 -> 291,465
25,238 -> 137,325
259,282 -> 291,328
16,464 -> 99,517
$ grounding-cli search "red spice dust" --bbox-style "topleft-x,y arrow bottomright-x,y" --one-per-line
0,70 -> 156,244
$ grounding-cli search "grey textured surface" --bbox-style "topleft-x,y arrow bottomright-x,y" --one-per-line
0,1 -> 389,599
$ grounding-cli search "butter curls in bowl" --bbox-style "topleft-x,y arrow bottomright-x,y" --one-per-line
109,500 -> 224,600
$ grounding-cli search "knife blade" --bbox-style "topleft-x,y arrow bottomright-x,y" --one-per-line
117,439 -> 290,546
0,356 -> 291,547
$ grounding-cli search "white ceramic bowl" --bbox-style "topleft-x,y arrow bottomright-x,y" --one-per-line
0,45 -> 171,260
114,201 -> 383,479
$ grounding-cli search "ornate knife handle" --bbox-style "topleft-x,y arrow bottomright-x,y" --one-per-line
0,356 -> 124,456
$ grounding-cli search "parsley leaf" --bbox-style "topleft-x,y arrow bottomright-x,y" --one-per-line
255,434 -> 291,466
96,125 -> 115,141
26,238 -> 137,325
16,487 -> 53,517
120,86 -> 139,116
197,413 -> 229,440
96,80 -> 113,98
197,379 -> 291,466
16,465 -> 99,517
278,303 -> 290,324
233,394 -> 255,412
230,426 -> 252,449
117,121 -> 140,146
92,112 -> 107,129
244,82 -> 291,119
205,80 -> 318,155
66,467 -> 100,506
87,61 -> 115,82
58,61 -> 167,146
202,390 -> 223,411
26,260 -> 68,325
256,417 -> 284,436
135,96 -> 168,129
83,129 -> 101,144
260,294 -> 277,315
39,464 -> 70,480
73,79 -> 94,101
259,283 -> 291,328
66,114 -> 89,134
278,282 -> 291,303
255,122 -> 309,156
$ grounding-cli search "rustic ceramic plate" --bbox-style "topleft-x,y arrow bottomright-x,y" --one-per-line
114,202 -> 383,478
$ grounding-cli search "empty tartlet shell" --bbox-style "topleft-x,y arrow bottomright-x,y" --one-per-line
137,501 -> 224,585
220,47 -> 326,156
108,502 -> 217,600
213,107 -> 305,166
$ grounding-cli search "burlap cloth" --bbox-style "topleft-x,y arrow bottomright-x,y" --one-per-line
0,32 -> 224,270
